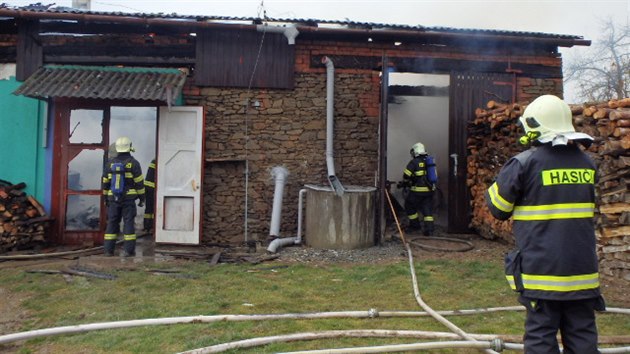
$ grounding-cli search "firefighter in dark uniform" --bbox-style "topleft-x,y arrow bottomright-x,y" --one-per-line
102,136 -> 145,257
485,95 -> 605,353
402,142 -> 437,236
143,159 -> 156,234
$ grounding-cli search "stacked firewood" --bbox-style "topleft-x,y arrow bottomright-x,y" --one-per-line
468,98 -> 630,281
0,180 -> 52,252
467,100 -> 526,241
573,98 -> 630,280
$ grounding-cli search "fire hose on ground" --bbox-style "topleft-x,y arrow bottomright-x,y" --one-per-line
1,193 -> 629,352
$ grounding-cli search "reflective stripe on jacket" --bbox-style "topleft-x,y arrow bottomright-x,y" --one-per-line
485,144 -> 600,301
102,153 -> 145,201
403,155 -> 435,194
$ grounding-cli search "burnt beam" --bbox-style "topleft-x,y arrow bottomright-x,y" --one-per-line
39,21 -> 195,36
389,85 -> 449,97
16,19 -> 42,80
0,19 -> 17,34
44,43 -> 195,58
311,54 -> 562,78
44,55 -> 195,66
0,46 -> 16,62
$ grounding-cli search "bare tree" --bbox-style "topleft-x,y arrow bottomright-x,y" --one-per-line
564,19 -> 630,102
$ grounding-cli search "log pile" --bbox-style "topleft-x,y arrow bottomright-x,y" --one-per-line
467,100 -> 526,241
573,98 -> 630,281
0,180 -> 52,252
468,98 -> 630,282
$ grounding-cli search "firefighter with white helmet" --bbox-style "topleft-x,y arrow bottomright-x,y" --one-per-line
485,95 -> 604,353
102,136 -> 145,257
401,141 -> 438,236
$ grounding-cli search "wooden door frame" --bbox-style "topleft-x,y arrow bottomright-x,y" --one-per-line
50,98 -> 162,245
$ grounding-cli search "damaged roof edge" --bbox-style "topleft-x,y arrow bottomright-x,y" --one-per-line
0,8 -> 590,48
13,65 -> 187,102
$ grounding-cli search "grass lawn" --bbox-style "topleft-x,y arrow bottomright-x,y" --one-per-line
0,245 -> 628,353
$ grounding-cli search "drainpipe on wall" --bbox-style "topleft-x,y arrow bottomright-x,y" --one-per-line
269,166 -> 289,238
322,56 -> 345,196
267,188 -> 306,253
256,24 -> 299,45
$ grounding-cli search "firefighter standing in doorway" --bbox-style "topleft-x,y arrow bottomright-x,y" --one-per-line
401,142 -> 438,236
485,95 -> 604,353
102,137 -> 145,257
143,158 -> 156,234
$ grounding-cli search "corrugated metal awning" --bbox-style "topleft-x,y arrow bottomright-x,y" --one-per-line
13,65 -> 187,103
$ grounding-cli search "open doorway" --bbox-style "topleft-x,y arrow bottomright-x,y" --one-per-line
386,73 -> 450,230
53,103 -> 157,246
109,106 -> 157,233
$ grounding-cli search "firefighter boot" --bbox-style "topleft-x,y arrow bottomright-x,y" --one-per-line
406,220 -> 422,233
103,240 -> 116,257
422,215 -> 435,236
121,240 -> 136,257
423,219 -> 435,236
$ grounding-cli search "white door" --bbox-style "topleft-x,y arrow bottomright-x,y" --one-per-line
155,106 -> 204,244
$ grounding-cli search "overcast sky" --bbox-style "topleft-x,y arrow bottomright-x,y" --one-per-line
6,0 -> 630,102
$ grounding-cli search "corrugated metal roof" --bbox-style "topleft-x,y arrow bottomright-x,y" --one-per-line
0,4 -> 584,41
13,65 -> 187,101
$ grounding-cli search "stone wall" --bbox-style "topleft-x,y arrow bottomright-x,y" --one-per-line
517,77 -> 564,103
183,38 -> 568,246
184,70 -> 381,245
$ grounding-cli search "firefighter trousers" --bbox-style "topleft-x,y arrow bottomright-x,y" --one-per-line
519,295 -> 603,354
105,199 -> 137,241
404,191 -> 434,235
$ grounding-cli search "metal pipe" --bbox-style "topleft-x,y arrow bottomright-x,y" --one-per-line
322,56 -> 344,196
267,188 -> 306,253
269,166 -> 289,238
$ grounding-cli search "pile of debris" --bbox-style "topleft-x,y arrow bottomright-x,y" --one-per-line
467,98 -> 630,281
0,180 -> 52,252
154,243 -> 280,265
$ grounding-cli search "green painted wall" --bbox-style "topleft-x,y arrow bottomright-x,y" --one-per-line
0,74 -> 48,208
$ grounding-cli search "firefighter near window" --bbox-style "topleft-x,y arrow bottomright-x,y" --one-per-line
485,95 -> 605,353
143,159 -> 156,233
102,137 -> 145,257
400,142 -> 438,236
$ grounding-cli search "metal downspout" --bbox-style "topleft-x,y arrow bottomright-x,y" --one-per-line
267,188 -> 306,253
322,56 -> 345,196
269,166 -> 289,238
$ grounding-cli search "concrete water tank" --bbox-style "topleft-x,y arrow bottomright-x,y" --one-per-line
304,184 -> 376,249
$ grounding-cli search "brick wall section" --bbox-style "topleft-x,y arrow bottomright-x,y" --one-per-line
185,39 -> 564,245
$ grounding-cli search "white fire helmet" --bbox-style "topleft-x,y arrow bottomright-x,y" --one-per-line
410,142 -> 427,157
115,136 -> 134,153
519,95 -> 592,146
